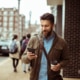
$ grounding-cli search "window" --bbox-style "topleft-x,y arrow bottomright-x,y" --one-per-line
9,11 -> 14,16
9,17 -> 14,21
4,28 -> 7,31
9,27 -> 13,31
19,21 -> 22,25
3,22 -> 7,27
3,11 -> 8,15
9,22 -> 13,27
3,17 -> 8,22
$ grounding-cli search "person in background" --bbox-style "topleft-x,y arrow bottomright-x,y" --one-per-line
19,36 -> 26,59
9,34 -> 20,72
22,13 -> 69,80
21,33 -> 31,73
20,36 -> 23,47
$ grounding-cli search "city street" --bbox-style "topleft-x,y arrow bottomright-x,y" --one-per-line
0,0 -> 80,79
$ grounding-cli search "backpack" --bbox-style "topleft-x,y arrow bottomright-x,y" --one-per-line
10,40 -> 18,54
22,38 -> 29,52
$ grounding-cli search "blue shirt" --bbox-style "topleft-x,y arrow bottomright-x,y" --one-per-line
39,33 -> 54,80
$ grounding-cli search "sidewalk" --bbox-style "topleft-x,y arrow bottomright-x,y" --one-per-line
0,58 -> 79,80
0,58 -> 30,80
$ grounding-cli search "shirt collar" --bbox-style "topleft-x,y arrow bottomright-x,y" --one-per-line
43,31 -> 55,41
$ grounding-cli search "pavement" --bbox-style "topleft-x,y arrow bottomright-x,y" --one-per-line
0,58 -> 80,80
0,58 -> 30,80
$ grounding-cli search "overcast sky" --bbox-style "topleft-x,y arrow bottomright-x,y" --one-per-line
0,0 -> 51,24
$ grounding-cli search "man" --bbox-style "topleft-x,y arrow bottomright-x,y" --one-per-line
22,13 -> 69,80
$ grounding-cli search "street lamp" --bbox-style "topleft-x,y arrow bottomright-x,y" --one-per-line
29,11 -> 32,28
17,0 -> 22,39
18,0 -> 21,13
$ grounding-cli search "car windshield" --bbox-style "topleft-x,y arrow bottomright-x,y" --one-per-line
0,39 -> 12,46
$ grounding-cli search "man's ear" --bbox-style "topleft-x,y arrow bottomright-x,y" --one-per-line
53,24 -> 55,30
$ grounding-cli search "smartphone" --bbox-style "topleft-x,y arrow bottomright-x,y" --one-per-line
51,60 -> 58,65
27,48 -> 35,53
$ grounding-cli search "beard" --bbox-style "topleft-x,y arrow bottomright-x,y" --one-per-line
42,29 -> 52,38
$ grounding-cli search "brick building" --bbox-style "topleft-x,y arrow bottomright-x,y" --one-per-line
0,8 -> 25,39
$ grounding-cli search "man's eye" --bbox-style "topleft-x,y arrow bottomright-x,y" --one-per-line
41,25 -> 44,27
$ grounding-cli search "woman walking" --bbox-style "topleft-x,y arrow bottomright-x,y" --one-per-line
9,34 -> 20,72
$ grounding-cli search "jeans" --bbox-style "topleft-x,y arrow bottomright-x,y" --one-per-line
22,63 -> 26,71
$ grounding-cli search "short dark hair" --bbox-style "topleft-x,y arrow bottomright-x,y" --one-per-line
27,33 -> 31,39
22,36 -> 26,40
12,34 -> 18,40
40,13 -> 54,24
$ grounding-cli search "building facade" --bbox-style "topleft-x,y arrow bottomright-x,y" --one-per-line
0,8 -> 25,39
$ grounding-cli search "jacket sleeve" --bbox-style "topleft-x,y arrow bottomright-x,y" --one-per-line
59,42 -> 69,68
21,36 -> 35,64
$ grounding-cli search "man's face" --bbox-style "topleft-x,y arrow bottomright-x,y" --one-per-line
40,20 -> 54,38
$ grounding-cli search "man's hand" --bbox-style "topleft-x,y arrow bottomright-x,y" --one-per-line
27,51 -> 37,60
51,63 -> 61,71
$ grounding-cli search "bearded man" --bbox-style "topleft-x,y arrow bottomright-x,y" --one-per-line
22,13 -> 69,80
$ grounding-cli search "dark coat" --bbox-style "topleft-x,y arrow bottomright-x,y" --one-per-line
22,31 -> 69,80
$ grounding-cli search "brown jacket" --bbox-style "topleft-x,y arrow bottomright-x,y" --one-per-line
22,31 -> 69,80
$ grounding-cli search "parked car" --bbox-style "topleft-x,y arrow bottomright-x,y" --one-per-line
0,39 -> 11,56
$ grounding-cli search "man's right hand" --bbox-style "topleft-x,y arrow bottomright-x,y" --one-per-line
26,51 -> 37,60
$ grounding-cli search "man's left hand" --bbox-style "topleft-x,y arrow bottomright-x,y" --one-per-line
51,63 -> 61,71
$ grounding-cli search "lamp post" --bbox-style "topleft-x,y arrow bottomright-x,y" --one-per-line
29,11 -> 32,28
18,0 -> 22,39
18,0 -> 20,13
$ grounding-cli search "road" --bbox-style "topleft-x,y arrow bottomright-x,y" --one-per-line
0,56 -> 8,62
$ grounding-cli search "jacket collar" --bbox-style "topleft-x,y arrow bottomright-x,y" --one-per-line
39,31 -> 59,53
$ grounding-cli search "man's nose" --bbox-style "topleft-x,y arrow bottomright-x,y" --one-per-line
42,26 -> 46,30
